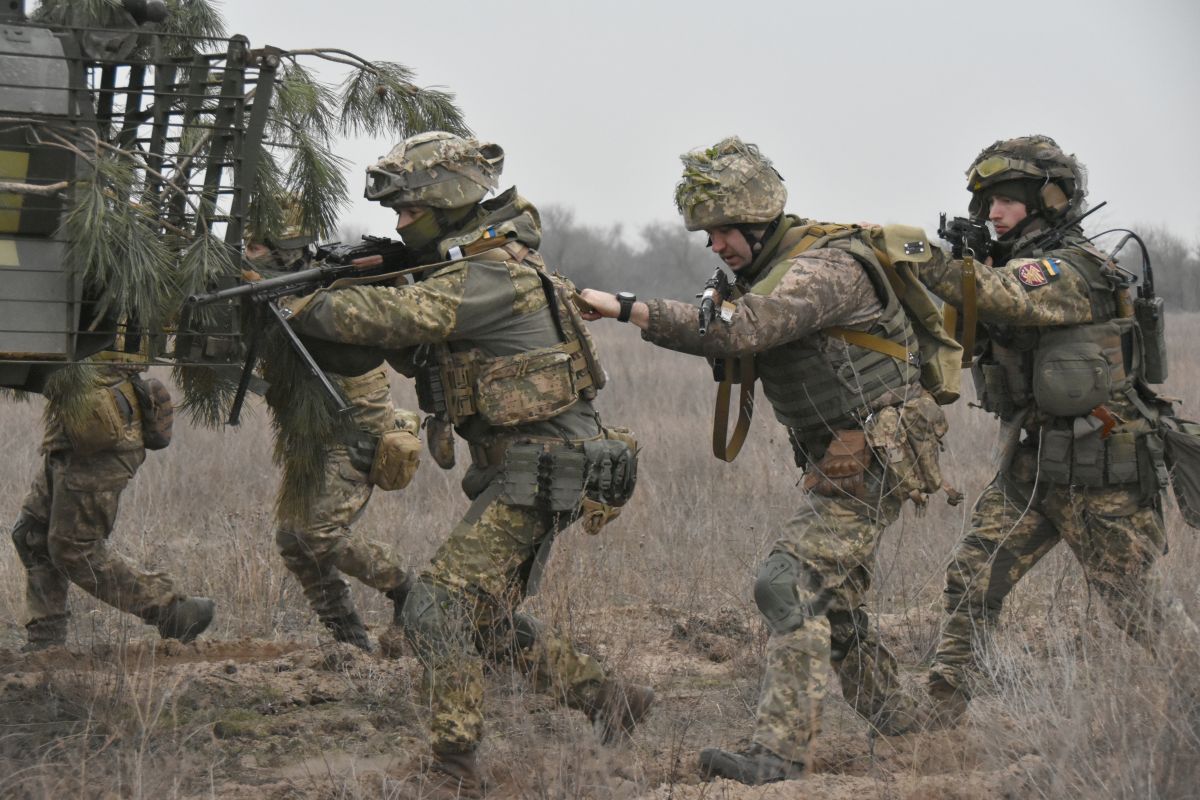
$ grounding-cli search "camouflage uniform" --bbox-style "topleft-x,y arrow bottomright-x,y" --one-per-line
288,133 -> 646,777
270,367 -> 417,643
921,136 -> 1179,711
10,364 -> 190,647
641,138 -> 950,777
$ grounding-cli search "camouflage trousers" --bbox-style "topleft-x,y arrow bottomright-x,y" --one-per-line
931,470 -> 1168,693
274,368 -> 411,624
10,448 -> 181,645
404,482 -> 606,753
753,469 -> 922,764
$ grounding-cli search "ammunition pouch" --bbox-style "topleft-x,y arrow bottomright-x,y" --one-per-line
1162,417 -> 1200,528
369,428 -> 421,491
865,393 -> 951,504
1035,421 -> 1166,494
1032,322 -> 1128,418
131,376 -> 174,451
497,429 -> 638,515
64,382 -> 141,454
550,275 -> 608,399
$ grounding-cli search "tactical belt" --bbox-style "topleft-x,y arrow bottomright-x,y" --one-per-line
441,338 -> 594,424
469,432 -> 603,470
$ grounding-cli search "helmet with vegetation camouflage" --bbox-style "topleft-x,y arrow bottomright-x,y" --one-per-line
674,136 -> 786,231
966,135 -> 1087,221
244,194 -> 313,251
365,131 -> 504,210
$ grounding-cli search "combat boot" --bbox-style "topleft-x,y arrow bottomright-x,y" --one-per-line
698,744 -> 805,784
152,596 -> 215,643
384,570 -> 414,627
587,679 -> 655,743
925,673 -> 969,730
323,610 -> 372,652
425,747 -> 484,799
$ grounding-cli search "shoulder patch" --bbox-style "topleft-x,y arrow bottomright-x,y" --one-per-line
1015,258 -> 1062,289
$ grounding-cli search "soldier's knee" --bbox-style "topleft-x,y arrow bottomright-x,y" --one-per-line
11,513 -> 49,568
401,580 -> 469,655
754,551 -> 823,635
827,608 -> 869,660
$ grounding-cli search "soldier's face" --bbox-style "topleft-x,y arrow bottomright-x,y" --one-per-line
988,195 -> 1028,236
708,226 -> 753,270
394,206 -> 428,229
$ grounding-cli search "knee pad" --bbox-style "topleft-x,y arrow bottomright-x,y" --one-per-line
401,580 -> 471,658
754,551 -> 821,635
11,513 -> 50,568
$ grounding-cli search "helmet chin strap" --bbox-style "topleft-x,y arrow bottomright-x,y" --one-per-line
737,215 -> 782,256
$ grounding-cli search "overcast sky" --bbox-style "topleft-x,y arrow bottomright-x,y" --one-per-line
226,0 -> 1199,248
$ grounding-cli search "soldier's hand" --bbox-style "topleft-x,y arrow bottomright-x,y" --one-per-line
578,289 -> 619,321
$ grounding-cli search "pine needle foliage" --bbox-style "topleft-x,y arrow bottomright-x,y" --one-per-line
339,61 -> 471,138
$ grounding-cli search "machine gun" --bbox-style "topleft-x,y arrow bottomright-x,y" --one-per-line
186,235 -> 411,424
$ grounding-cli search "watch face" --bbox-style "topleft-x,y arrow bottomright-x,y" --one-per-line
617,291 -> 636,302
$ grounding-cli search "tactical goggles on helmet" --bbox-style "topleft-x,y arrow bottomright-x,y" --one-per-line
966,155 -> 1046,189
364,166 -> 444,204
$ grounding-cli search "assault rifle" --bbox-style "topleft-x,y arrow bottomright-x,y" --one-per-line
697,267 -> 733,336
937,214 -> 993,261
186,235 -> 411,425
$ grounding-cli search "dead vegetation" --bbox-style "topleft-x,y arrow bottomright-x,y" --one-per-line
2,319 -> 1199,799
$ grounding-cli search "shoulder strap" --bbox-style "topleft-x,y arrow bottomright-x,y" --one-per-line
824,327 -> 918,365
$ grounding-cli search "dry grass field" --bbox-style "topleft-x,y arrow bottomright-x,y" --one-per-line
2,317 -> 1199,799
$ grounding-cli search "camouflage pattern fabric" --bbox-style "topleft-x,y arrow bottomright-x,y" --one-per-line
410,490 -> 607,752
754,467 -> 923,763
931,468 -> 1166,691
674,136 -> 786,231
367,131 -> 503,210
11,377 -> 181,645
275,368 -> 415,622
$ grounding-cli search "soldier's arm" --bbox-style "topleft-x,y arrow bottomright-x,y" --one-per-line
286,265 -> 469,348
641,249 -> 880,358
920,248 -> 1094,326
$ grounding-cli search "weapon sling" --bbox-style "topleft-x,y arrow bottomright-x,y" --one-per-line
712,356 -> 756,461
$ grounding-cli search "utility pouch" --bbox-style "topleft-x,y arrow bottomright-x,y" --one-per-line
553,279 -> 607,398
803,429 -> 871,499
1105,430 -> 1140,485
977,363 -> 1016,418
1161,418 -> 1200,527
583,436 -> 638,507
64,385 -> 134,454
1033,331 -> 1112,417
1072,431 -> 1106,487
475,349 -> 578,426
131,376 -> 174,451
1135,296 -> 1168,384
500,443 -> 588,512
1038,427 -> 1073,484
369,429 -> 421,491
424,415 -> 457,470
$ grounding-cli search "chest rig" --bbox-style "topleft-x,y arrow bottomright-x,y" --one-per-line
414,242 -> 606,435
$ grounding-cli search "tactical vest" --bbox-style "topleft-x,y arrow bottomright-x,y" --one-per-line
972,243 -> 1165,490
414,242 -> 606,431
749,225 -> 921,447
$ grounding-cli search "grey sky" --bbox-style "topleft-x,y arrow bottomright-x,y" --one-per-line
230,0 -> 1200,247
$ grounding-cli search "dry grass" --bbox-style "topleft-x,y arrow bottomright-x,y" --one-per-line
1,317 -> 1199,799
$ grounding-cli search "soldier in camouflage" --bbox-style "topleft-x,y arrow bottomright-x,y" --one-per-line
10,359 -> 214,649
281,132 -> 651,797
921,135 -> 1192,723
581,136 -> 951,785
244,207 -> 418,653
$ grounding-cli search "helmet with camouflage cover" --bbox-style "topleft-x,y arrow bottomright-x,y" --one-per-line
244,194 -> 313,251
675,136 -> 786,231
365,131 -> 504,210
966,135 -> 1087,222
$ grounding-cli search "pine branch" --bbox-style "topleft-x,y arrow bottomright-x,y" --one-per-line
0,180 -> 70,196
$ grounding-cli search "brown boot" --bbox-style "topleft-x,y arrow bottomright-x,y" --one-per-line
926,673 -> 969,729
588,680 -> 655,743
425,747 -> 484,799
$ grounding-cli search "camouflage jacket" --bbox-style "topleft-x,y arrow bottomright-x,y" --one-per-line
642,216 -> 884,360
43,362 -> 144,454
287,191 -> 601,447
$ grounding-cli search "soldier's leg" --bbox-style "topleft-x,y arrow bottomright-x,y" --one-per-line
1049,486 -> 1167,650
46,450 -> 183,621
11,460 -> 70,648
930,477 -> 1059,702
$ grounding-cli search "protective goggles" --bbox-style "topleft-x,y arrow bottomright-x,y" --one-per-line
966,155 -> 1044,189
364,166 -> 443,203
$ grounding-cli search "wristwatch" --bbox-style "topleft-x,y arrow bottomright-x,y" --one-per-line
616,291 -> 637,323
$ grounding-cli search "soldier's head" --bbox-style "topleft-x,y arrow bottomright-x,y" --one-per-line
966,135 -> 1087,239
244,195 -> 314,269
675,136 -> 786,271
365,131 -> 504,251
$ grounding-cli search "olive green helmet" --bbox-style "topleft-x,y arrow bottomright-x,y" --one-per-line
966,135 -> 1087,221
365,131 -> 504,210
674,136 -> 786,231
